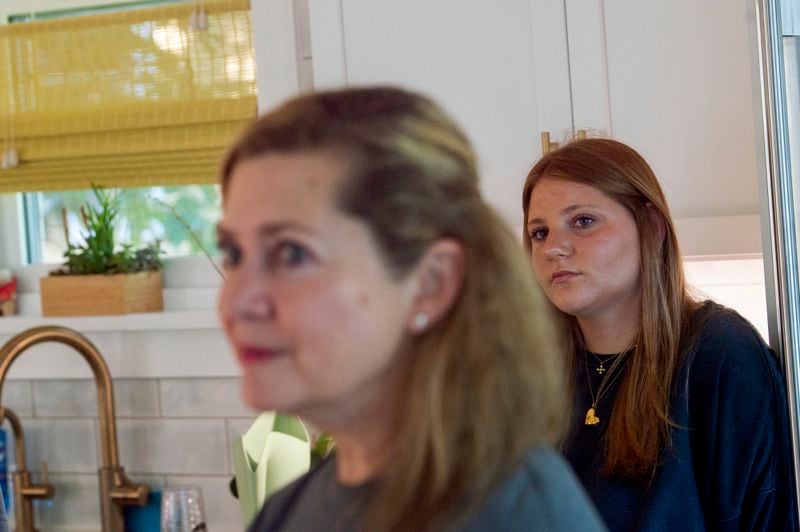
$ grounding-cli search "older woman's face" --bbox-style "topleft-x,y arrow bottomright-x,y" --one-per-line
218,151 -> 416,419
526,176 -> 642,324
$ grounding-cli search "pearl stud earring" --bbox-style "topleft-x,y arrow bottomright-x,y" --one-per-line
413,313 -> 429,331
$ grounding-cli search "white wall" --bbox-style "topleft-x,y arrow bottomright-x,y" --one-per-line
684,255 -> 769,340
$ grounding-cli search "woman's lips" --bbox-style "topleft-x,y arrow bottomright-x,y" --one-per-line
551,271 -> 578,284
239,346 -> 286,364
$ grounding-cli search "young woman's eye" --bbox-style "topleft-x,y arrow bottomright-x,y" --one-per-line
573,215 -> 596,229
529,227 -> 548,242
272,241 -> 312,268
218,244 -> 241,269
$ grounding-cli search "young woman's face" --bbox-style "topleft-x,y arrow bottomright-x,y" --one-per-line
217,151 -> 417,420
526,176 -> 642,323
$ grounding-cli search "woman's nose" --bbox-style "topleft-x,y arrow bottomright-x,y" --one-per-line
220,271 -> 276,321
543,229 -> 573,260
237,287 -> 275,320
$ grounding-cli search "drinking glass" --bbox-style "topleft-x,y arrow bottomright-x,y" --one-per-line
160,485 -> 207,532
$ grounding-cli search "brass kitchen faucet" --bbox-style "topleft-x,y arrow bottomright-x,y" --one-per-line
0,326 -> 148,531
0,406 -> 54,532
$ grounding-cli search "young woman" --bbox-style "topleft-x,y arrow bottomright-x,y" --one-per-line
523,137 -> 797,530
217,87 -> 605,531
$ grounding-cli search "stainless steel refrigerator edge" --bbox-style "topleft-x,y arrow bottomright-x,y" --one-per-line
751,0 -> 800,514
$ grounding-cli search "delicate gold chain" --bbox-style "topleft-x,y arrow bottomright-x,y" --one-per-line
583,347 -> 632,425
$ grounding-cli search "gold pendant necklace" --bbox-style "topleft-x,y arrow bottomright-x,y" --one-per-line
583,346 -> 632,426
585,406 -> 600,425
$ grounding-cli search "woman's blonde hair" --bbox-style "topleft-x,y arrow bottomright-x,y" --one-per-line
222,87 -> 566,529
522,138 -> 702,477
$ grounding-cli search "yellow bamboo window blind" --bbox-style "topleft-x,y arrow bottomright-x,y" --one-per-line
0,0 -> 257,193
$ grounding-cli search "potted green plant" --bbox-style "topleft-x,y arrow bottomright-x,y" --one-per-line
39,186 -> 164,316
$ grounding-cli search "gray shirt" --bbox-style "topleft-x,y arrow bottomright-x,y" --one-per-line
248,445 -> 606,531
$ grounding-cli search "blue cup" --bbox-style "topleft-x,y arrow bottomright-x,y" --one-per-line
124,488 -> 161,532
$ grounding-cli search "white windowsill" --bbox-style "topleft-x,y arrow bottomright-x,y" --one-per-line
4,256 -> 224,334
0,256 -> 238,380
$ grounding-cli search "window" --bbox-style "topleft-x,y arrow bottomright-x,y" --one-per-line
0,0 -> 256,264
30,184 -> 221,264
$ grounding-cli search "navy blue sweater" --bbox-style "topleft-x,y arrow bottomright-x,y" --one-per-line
566,303 -> 797,531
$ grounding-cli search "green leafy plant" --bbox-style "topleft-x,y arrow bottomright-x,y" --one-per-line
51,185 -> 163,275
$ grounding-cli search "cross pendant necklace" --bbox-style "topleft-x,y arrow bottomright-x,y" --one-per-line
584,348 -> 632,426
590,352 -> 616,375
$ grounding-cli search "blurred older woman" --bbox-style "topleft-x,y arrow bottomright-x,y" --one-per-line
217,87 -> 604,530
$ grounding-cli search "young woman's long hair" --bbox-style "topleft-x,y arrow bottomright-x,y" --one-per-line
522,138 -> 702,478
222,87 -> 566,529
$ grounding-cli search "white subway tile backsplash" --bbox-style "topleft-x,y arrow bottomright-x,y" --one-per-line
4,375 -> 277,529
23,419 -> 98,474
32,380 -> 94,417
1,343 -> 95,380
113,379 -> 161,417
160,378 -> 253,417
117,419 -> 228,475
167,475 -> 245,532
35,473 -> 101,531
32,379 -> 160,418
2,380 -> 33,417
0,332 -> 122,381
118,331 -> 238,378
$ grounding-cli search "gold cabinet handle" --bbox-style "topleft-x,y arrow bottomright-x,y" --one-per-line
541,131 -> 559,155
541,130 -> 588,155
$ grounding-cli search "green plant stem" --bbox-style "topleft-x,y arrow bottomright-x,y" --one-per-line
150,197 -> 225,280
61,207 -> 70,247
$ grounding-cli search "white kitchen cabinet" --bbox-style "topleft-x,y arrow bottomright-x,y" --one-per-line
565,0 -> 763,255
307,0 -> 574,228
304,1 -> 763,254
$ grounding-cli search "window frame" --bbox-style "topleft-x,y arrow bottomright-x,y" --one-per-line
0,0 -> 221,316
0,193 -> 26,267
0,0 -> 299,319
